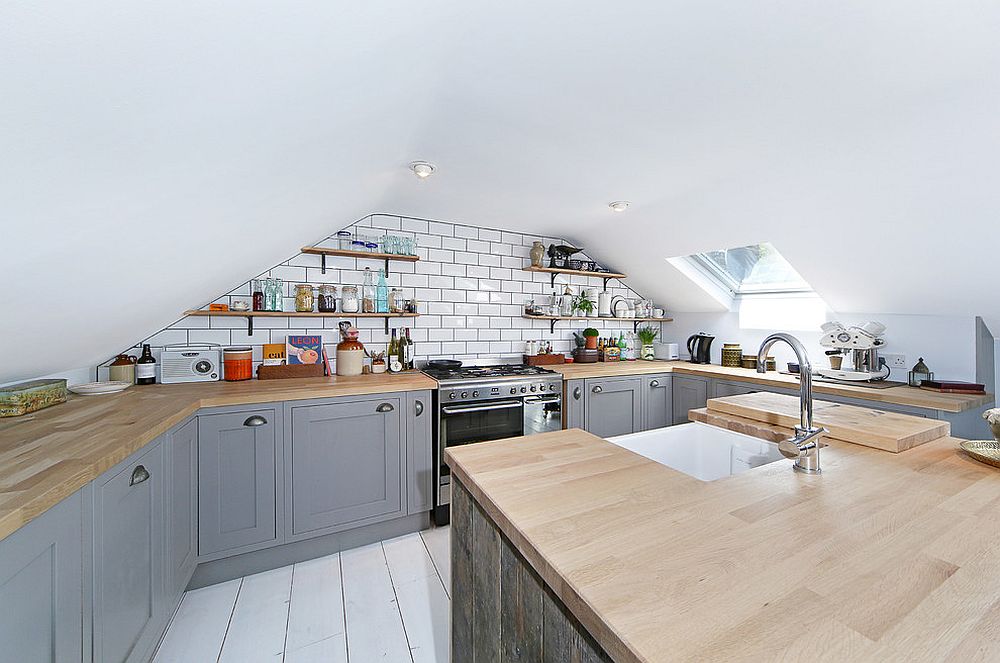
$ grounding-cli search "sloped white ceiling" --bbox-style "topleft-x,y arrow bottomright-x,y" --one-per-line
3,1 -> 999,383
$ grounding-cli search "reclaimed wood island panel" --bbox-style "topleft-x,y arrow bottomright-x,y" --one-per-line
446,428 -> 1000,662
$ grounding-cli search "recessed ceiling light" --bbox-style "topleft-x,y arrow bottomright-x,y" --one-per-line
409,161 -> 436,179
608,201 -> 630,212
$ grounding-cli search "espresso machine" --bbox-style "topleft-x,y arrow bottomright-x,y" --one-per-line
817,321 -> 890,381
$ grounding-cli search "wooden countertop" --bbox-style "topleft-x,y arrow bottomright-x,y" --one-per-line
0,372 -> 435,542
446,429 -> 1000,662
553,360 -> 993,413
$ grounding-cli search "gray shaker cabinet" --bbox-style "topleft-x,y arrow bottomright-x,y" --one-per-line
672,375 -> 709,424
641,373 -> 673,430
711,379 -> 762,399
564,379 -> 585,430
92,438 -> 165,663
0,490 -> 85,663
584,376 -> 643,438
288,395 -> 403,537
165,417 -> 197,600
198,408 -> 279,556
406,390 -> 434,514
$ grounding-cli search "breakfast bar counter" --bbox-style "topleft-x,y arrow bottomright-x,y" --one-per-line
446,428 -> 1000,662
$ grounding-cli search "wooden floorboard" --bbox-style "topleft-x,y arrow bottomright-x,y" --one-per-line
155,529 -> 451,663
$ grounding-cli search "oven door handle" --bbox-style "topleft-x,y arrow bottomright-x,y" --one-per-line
441,400 -> 524,415
523,395 -> 561,405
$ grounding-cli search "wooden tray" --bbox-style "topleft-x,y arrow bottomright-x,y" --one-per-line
524,354 -> 565,366
959,440 -> 1000,469
256,364 -> 326,380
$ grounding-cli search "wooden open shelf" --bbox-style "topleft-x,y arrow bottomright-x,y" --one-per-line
300,246 -> 419,275
522,314 -> 672,333
184,310 -> 419,334
522,265 -> 627,288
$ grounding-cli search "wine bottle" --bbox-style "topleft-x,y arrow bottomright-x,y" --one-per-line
387,329 -> 401,372
136,344 -> 156,385
404,328 -> 414,370
397,328 -> 407,371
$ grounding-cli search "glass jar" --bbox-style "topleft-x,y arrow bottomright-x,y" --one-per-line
294,284 -> 314,312
389,288 -> 404,313
317,284 -> 337,312
341,285 -> 360,313
336,230 -> 353,250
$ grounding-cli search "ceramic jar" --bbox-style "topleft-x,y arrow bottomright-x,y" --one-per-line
721,343 -> 742,368
108,354 -> 136,384
529,241 -> 545,267
336,330 -> 365,376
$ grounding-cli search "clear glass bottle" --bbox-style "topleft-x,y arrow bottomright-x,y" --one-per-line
362,268 -> 375,313
376,269 -> 389,313
274,279 -> 284,312
252,279 -> 264,312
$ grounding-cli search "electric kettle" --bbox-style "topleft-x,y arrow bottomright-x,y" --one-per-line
687,333 -> 715,364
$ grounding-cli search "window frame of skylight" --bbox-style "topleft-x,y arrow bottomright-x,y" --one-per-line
688,247 -> 813,297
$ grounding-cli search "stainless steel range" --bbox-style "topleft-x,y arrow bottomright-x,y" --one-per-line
423,363 -> 563,524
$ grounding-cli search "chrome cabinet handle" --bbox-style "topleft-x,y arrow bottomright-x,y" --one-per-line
592,385 -> 603,394
573,387 -> 581,400
414,400 -> 424,417
650,379 -> 660,388
377,402 -> 395,413
243,415 -> 268,427
442,401 -> 523,415
129,465 -> 150,487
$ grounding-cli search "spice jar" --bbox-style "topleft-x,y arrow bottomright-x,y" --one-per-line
341,285 -> 360,313
294,284 -> 314,312
317,285 -> 337,312
389,288 -> 404,313
336,328 -> 365,376
108,354 -> 137,384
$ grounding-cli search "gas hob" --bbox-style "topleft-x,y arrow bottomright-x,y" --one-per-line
423,364 -> 562,403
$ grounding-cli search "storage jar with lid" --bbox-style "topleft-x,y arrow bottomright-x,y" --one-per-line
389,288 -> 404,313
223,347 -> 254,381
341,285 -> 360,313
317,284 -> 337,312
721,343 -> 742,368
294,284 -> 314,312
336,329 -> 365,376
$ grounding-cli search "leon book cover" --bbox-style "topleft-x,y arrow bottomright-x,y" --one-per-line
286,335 -> 323,365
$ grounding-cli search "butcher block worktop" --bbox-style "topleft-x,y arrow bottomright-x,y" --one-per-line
553,360 -> 992,412
446,428 -> 1000,662
0,372 -> 435,542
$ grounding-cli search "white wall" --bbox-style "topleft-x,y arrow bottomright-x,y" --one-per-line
665,310 -> 978,382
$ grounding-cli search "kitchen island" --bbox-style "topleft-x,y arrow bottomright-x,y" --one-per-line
446,427 -> 1000,661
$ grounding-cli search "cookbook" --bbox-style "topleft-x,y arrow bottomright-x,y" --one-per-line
286,335 -> 324,365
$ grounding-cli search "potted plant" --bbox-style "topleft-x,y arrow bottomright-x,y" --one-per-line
636,325 -> 659,360
370,350 -> 387,374
574,293 -> 595,318
582,327 -> 600,350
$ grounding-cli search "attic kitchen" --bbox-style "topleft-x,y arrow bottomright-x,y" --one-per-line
5,4 -> 1000,663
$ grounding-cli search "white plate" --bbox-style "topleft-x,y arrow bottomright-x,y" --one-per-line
69,381 -> 133,395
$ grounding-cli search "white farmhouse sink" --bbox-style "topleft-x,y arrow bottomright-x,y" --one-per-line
608,422 -> 786,481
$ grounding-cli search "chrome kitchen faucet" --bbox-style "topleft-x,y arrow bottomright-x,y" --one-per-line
756,333 -> 827,474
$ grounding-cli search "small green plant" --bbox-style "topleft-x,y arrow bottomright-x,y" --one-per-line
573,293 -> 595,316
582,328 -> 600,337
637,325 -> 659,345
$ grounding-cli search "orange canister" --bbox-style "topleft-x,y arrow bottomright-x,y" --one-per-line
223,347 -> 254,381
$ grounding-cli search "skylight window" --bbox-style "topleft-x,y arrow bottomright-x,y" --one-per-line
691,243 -> 811,295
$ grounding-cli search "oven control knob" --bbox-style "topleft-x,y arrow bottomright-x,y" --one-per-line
472,391 -> 479,398
520,387 -> 527,393
530,385 -> 536,392
461,392 -> 468,398
549,384 -> 556,391
449,393 -> 457,400
510,387 -> 517,394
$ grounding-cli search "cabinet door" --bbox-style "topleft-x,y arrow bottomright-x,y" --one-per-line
564,379 -> 585,429
712,380 -> 760,398
0,491 -> 84,663
289,397 -> 403,535
584,377 -> 642,438
198,409 -> 278,556
93,441 -> 164,663
672,376 -> 708,424
641,374 -> 673,430
406,391 -> 433,514
165,418 -> 197,599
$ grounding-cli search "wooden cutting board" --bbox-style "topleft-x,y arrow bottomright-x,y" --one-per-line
705,392 -> 950,453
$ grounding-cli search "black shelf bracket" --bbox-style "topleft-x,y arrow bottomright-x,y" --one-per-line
320,254 -> 327,274
246,316 -> 254,336
603,276 -> 613,290
550,318 -> 557,334
384,317 -> 390,334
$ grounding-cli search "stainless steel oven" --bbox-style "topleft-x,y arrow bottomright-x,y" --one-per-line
431,370 -> 563,524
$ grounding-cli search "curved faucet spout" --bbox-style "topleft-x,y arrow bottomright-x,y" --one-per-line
756,332 -> 825,474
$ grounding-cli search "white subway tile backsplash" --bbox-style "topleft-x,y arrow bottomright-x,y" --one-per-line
145,214 -> 653,371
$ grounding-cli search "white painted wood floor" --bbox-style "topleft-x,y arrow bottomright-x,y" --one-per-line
153,526 -> 451,663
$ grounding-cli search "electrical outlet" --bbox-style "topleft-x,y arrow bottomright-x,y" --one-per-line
885,353 -> 907,368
